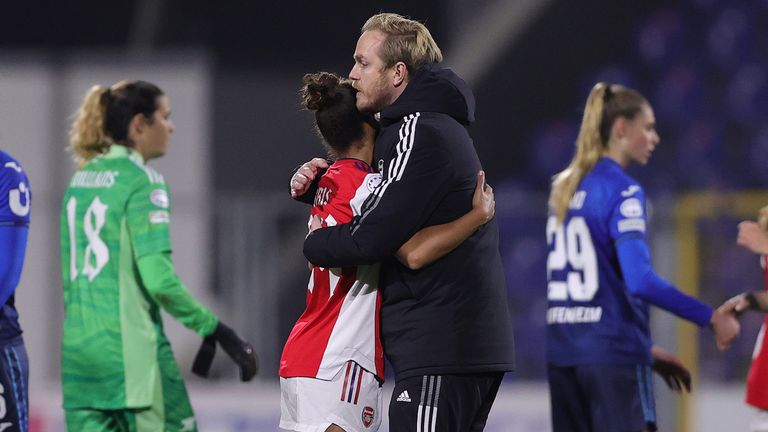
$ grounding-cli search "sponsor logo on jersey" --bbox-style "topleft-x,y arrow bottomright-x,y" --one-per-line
366,174 -> 382,192
150,188 -> 169,208
621,185 -> 641,197
377,159 -> 384,174
362,406 -> 375,428
620,198 -> 643,218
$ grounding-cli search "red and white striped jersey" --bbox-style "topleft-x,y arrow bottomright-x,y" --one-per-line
747,256 -> 768,409
280,159 -> 384,381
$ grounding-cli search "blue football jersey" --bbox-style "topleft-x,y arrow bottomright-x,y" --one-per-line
0,150 -> 31,340
547,157 -> 652,366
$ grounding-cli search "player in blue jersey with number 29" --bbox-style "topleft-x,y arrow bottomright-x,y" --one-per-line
0,149 -> 31,432
545,83 -> 740,432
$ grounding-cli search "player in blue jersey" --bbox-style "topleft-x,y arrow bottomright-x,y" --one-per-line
0,150 -> 31,432
545,83 -> 740,432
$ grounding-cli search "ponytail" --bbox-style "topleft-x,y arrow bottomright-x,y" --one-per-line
549,83 -> 610,222
68,85 -> 111,167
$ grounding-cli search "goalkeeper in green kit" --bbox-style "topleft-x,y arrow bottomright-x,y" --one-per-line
60,80 -> 257,431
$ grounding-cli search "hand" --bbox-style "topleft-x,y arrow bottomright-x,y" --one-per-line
737,221 -> 768,255
718,293 -> 751,317
719,291 -> 766,315
471,171 -> 495,224
709,308 -> 740,351
309,215 -> 323,233
651,345 -> 691,393
192,322 -> 258,381
290,158 -> 329,198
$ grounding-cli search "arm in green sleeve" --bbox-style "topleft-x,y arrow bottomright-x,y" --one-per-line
137,252 -> 219,337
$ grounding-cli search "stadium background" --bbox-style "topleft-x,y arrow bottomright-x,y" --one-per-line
1,0 -> 766,430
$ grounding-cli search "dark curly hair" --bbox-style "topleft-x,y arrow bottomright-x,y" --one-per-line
301,71 -> 377,158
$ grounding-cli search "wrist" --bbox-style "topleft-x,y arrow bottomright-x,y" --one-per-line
468,208 -> 489,225
708,309 -> 720,327
745,292 -> 762,311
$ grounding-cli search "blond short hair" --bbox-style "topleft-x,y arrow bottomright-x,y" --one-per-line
361,13 -> 443,73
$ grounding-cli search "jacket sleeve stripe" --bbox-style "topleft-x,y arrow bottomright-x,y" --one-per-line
396,113 -> 419,181
389,113 -> 418,179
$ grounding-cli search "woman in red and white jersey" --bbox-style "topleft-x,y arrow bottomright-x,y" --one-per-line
279,72 -> 495,432
721,206 -> 768,431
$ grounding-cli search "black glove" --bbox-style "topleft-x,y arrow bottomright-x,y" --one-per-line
652,356 -> 691,393
192,322 -> 258,382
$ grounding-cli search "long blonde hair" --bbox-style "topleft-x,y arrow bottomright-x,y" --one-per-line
549,82 -> 648,222
361,13 -> 443,73
68,85 -> 111,167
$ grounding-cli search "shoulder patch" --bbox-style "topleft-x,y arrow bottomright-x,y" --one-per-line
620,198 -> 643,218
366,174 -> 382,192
150,189 -> 169,209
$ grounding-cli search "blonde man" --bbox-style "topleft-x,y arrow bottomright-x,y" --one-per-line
293,13 -> 515,432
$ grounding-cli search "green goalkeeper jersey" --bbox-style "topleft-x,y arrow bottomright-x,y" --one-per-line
60,145 -> 217,410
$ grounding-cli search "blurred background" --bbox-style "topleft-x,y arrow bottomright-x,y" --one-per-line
2,0 -> 768,430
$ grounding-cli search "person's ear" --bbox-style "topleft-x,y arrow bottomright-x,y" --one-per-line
611,117 -> 626,140
393,62 -> 409,87
130,113 -> 146,136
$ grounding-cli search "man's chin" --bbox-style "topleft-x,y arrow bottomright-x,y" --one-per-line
356,101 -> 374,113
357,99 -> 383,114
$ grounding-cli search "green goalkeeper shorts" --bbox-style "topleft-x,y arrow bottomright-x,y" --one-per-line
64,343 -> 196,432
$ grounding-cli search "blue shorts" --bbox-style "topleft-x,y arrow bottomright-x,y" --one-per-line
0,335 -> 28,432
548,364 -> 656,432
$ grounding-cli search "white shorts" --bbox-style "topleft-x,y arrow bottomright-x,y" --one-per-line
280,361 -> 383,432
752,407 -> 768,432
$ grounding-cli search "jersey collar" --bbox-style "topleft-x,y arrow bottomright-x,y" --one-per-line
104,144 -> 145,164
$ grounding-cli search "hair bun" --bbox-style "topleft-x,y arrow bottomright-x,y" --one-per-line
301,72 -> 344,111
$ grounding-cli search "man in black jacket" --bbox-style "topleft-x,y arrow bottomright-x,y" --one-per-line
293,13 -> 515,432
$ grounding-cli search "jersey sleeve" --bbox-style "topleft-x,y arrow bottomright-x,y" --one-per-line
126,178 -> 172,258
617,237 -> 713,327
608,184 -> 647,243
0,159 -> 31,226
136,252 -> 218,336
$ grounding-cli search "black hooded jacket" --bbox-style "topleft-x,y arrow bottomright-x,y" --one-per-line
303,63 -> 515,380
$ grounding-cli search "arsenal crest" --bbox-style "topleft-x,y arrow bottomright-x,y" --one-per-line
362,406 -> 375,428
